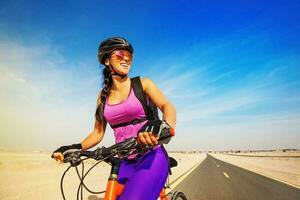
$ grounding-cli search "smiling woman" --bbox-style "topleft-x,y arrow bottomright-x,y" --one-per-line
51,36 -> 177,200
104,49 -> 132,78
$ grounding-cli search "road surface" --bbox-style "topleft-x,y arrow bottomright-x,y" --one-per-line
172,154 -> 300,200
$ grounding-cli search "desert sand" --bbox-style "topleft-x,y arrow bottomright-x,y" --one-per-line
211,152 -> 300,189
0,150 -> 205,200
2,150 -> 298,200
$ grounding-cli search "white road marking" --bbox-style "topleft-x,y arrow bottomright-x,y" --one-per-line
223,172 -> 229,178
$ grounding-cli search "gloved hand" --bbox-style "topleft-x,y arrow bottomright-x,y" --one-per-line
138,120 -> 174,144
139,120 -> 164,135
51,143 -> 82,162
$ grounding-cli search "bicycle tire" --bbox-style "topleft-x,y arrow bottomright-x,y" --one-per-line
171,191 -> 187,200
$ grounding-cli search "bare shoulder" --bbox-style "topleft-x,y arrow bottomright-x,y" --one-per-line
140,76 -> 170,111
140,77 -> 155,91
140,76 -> 152,84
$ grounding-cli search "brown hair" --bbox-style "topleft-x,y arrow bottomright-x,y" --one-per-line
95,67 -> 112,124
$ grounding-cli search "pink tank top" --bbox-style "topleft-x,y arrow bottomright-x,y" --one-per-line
104,88 -> 148,143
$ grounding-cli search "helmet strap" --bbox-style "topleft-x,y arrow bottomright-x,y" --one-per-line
106,64 -> 128,79
111,73 -> 127,78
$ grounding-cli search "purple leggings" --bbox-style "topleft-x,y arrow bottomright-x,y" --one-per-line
117,146 -> 169,200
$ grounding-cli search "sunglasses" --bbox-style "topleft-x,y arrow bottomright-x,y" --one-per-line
111,50 -> 132,61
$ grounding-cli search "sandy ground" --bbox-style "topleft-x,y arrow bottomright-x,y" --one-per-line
168,152 -> 206,184
211,153 -> 300,189
0,151 -> 205,200
221,151 -> 300,157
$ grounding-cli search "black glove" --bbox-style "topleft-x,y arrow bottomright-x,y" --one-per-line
139,120 -> 174,141
139,120 -> 163,135
51,143 -> 82,158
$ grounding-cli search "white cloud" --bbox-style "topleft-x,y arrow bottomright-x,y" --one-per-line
170,112 -> 300,151
1,35 -> 299,151
208,70 -> 235,83
146,41 -> 300,150
0,40 -> 113,151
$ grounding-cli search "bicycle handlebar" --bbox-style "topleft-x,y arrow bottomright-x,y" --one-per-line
63,125 -> 174,166
60,129 -> 174,200
63,137 -> 150,166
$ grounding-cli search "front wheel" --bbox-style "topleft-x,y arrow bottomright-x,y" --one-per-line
171,191 -> 187,200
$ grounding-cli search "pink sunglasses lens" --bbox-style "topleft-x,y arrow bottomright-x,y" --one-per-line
115,50 -> 124,58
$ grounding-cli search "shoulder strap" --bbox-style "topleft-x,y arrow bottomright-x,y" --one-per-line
131,76 -> 150,118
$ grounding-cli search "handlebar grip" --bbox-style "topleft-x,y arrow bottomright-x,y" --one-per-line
137,126 -> 174,145
157,126 -> 175,144
80,150 -> 95,158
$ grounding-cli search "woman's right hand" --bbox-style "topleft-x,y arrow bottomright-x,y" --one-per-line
52,152 -> 64,163
51,143 -> 82,163
138,131 -> 159,146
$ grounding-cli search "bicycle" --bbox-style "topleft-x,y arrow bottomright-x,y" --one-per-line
60,137 -> 187,200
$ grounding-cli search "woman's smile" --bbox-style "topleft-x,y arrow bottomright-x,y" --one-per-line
120,61 -> 130,68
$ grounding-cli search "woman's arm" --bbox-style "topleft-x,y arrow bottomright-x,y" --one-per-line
81,120 -> 106,150
141,77 -> 177,128
137,77 -> 176,145
52,96 -> 106,162
81,95 -> 107,150
52,120 -> 105,162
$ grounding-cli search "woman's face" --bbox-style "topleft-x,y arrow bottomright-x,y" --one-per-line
105,49 -> 132,76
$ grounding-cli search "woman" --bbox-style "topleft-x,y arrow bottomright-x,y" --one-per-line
52,37 -> 176,200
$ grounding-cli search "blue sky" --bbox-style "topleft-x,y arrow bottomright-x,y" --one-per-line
0,0 -> 300,151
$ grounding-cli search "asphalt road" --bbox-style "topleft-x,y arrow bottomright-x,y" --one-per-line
172,154 -> 300,200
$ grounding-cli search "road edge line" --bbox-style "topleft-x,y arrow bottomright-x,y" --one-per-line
169,154 -> 207,191
210,154 -> 300,189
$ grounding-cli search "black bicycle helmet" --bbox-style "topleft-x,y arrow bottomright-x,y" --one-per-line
98,37 -> 133,65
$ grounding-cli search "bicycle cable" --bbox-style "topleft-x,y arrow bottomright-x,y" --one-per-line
60,164 -> 72,200
60,153 -> 116,200
61,145 -> 149,200
75,158 -> 106,200
74,149 -> 141,200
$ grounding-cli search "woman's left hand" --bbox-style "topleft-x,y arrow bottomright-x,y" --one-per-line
138,131 -> 159,146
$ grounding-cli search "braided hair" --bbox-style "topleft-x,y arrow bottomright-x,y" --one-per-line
95,67 -> 112,123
